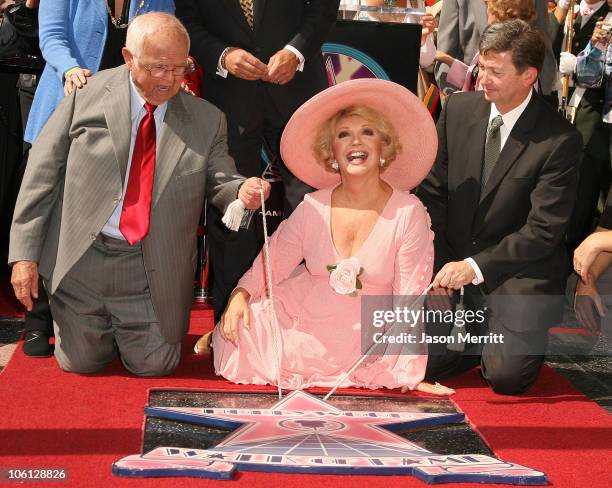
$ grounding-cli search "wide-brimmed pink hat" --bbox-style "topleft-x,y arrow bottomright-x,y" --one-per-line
280,78 -> 437,191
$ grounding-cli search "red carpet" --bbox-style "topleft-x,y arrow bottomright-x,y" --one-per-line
0,310 -> 611,488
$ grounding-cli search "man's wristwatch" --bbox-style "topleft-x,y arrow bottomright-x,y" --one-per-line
220,47 -> 237,70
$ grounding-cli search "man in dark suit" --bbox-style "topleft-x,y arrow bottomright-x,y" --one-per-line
176,0 -> 340,320
417,20 -> 582,395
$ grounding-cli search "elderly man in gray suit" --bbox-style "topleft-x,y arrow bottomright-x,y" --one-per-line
434,0 -> 556,96
8,12 -> 270,377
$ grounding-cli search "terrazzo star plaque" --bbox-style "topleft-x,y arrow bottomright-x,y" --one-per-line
112,390 -> 546,484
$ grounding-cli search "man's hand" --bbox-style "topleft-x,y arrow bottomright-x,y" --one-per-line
224,48 -> 268,80
432,261 -> 476,290
64,67 -> 92,96
592,20 -> 612,47
574,278 -> 605,333
11,261 -> 39,311
238,177 -> 271,210
266,49 -> 299,85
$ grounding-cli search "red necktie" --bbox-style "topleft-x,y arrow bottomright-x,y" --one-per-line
119,102 -> 157,245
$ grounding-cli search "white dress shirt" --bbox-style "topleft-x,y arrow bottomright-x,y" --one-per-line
465,89 -> 533,285
101,76 -> 168,240
580,0 -> 605,26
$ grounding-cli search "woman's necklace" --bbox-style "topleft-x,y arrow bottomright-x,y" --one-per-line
105,0 -> 145,29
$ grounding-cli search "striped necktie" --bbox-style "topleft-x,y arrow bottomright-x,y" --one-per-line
481,115 -> 504,193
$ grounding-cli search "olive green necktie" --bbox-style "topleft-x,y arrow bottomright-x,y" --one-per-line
481,115 -> 504,193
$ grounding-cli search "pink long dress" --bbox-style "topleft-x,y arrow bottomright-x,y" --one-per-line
212,186 -> 434,391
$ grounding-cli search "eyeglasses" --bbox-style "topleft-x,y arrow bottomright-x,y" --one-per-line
136,58 -> 193,78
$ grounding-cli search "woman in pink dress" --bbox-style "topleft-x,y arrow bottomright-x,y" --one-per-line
197,79 -> 454,396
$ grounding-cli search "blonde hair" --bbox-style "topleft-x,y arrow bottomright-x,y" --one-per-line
487,0 -> 536,23
126,12 -> 190,58
312,105 -> 401,173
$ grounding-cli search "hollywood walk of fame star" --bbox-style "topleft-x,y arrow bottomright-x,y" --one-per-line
113,390 -> 547,484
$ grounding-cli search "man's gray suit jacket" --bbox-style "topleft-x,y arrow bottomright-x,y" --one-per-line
9,66 -> 244,344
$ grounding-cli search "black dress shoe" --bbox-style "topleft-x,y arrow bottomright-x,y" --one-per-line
23,331 -> 51,357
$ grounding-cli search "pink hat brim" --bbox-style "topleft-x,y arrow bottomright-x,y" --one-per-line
280,79 -> 437,191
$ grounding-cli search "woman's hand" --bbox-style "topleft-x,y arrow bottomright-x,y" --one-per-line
180,81 -> 196,96
573,232 -> 607,282
220,288 -> 251,345
64,67 -> 92,96
434,51 -> 455,67
402,382 -> 456,396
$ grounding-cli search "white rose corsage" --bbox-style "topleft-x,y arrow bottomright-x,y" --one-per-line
327,257 -> 364,297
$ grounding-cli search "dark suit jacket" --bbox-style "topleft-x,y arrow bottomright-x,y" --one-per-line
176,0 -> 339,122
416,91 -> 582,329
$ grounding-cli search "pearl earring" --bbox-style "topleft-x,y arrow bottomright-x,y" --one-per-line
379,158 -> 386,167
330,159 -> 339,172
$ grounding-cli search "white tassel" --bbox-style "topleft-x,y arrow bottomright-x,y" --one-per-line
221,198 -> 246,231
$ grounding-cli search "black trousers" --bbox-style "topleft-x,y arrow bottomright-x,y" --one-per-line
566,103 -> 611,252
424,289 -> 549,395
566,134 -> 611,251
207,84 -> 313,321
7,78 -> 54,336
0,72 -> 22,240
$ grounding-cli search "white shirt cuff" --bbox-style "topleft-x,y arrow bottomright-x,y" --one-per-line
216,47 -> 230,78
464,258 -> 484,285
284,44 -> 305,72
